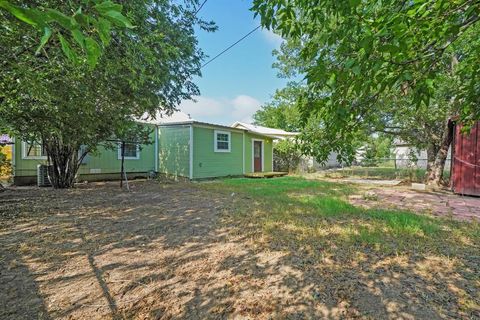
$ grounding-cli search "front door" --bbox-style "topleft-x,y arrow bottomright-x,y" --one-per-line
254,140 -> 262,172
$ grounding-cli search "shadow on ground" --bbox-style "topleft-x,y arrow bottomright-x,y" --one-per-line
0,180 -> 479,319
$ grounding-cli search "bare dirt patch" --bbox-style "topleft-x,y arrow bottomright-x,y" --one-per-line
1,180 -> 479,319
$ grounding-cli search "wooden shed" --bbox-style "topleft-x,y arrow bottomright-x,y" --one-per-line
452,121 -> 480,196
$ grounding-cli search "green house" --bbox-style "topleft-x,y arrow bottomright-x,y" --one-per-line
11,113 -> 287,185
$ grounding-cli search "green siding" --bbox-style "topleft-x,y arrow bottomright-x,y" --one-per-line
13,127 -> 156,178
12,122 -> 275,182
244,133 -> 273,173
158,125 -> 191,178
192,126 -> 243,179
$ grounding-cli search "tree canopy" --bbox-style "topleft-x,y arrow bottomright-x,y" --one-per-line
252,0 -> 480,124
252,0 -> 479,183
0,0 -> 134,68
1,0 -> 215,187
253,83 -> 304,132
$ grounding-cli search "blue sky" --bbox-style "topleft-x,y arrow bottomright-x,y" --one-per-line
179,0 -> 288,125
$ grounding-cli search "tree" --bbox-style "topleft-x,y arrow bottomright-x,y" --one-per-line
0,0 -> 133,68
252,0 -> 480,185
253,82 -> 304,132
273,139 -> 302,173
361,136 -> 392,167
1,0 -> 215,188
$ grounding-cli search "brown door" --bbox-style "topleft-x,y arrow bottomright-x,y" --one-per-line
254,141 -> 262,172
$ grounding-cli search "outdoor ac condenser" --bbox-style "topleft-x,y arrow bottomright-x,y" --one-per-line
37,164 -> 53,187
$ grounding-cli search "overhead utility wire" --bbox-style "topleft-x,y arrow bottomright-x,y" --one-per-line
195,0 -> 208,15
201,25 -> 261,69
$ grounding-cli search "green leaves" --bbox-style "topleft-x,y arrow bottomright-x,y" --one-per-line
94,1 -> 123,14
96,18 -> 112,45
35,26 -> 52,55
0,1 -> 37,26
71,29 -> 85,49
101,9 -> 134,28
0,0 -> 133,69
85,38 -> 101,68
46,8 -> 73,29
58,33 -> 77,63
252,0 -> 480,126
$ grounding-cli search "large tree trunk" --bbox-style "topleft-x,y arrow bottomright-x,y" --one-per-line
425,143 -> 438,174
43,137 -> 81,189
425,120 -> 454,186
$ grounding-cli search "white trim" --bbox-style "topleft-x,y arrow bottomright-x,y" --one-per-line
154,126 -> 159,172
117,143 -> 140,160
214,130 -> 231,152
251,138 -> 264,172
160,122 -> 245,133
242,132 -> 245,174
189,125 -> 194,180
195,123 -> 244,133
21,141 -> 47,160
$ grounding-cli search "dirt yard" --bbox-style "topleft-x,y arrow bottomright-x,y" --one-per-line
1,179 -> 479,319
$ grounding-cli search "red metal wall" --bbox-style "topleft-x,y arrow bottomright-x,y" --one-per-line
452,121 -> 480,196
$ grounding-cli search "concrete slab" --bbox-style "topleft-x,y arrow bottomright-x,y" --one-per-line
341,179 -> 402,186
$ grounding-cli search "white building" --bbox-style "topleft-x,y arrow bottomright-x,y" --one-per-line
392,140 -> 452,170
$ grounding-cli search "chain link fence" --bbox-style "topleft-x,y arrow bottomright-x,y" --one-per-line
292,156 -> 452,183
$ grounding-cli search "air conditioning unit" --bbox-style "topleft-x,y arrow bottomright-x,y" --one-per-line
37,164 -> 53,187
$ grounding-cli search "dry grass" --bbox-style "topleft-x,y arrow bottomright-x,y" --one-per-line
1,178 -> 479,319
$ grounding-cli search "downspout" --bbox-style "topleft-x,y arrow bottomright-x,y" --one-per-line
154,126 -> 159,172
189,125 -> 193,180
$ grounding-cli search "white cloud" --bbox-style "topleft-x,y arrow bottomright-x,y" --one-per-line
179,95 -> 262,125
231,95 -> 262,123
180,96 -> 225,117
261,27 -> 283,47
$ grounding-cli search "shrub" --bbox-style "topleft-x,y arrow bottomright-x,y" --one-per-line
273,139 -> 302,172
0,148 -> 11,178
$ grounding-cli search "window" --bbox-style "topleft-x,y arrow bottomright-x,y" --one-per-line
22,141 -> 47,159
214,130 -> 231,152
118,143 -> 140,160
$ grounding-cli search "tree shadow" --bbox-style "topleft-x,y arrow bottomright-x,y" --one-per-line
0,249 -> 51,320
0,180 -> 478,319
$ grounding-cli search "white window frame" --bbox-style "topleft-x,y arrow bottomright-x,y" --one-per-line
251,138 -> 264,172
22,141 -> 47,160
214,130 -> 231,153
117,143 -> 140,160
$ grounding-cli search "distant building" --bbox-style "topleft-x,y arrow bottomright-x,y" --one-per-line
391,139 -> 451,170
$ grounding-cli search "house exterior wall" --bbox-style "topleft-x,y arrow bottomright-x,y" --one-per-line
298,153 -> 341,172
158,125 -> 191,178
12,122 -> 276,184
13,128 -> 156,185
244,133 -> 273,173
393,146 -> 452,169
192,126 -> 244,179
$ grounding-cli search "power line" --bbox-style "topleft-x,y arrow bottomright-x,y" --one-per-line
201,25 -> 261,69
195,0 -> 208,15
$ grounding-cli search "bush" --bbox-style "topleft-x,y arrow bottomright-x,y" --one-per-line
273,139 -> 302,172
0,148 -> 12,178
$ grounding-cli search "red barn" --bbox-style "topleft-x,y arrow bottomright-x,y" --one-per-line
452,121 -> 480,196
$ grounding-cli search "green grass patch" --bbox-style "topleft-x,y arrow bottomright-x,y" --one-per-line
202,177 -> 479,254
